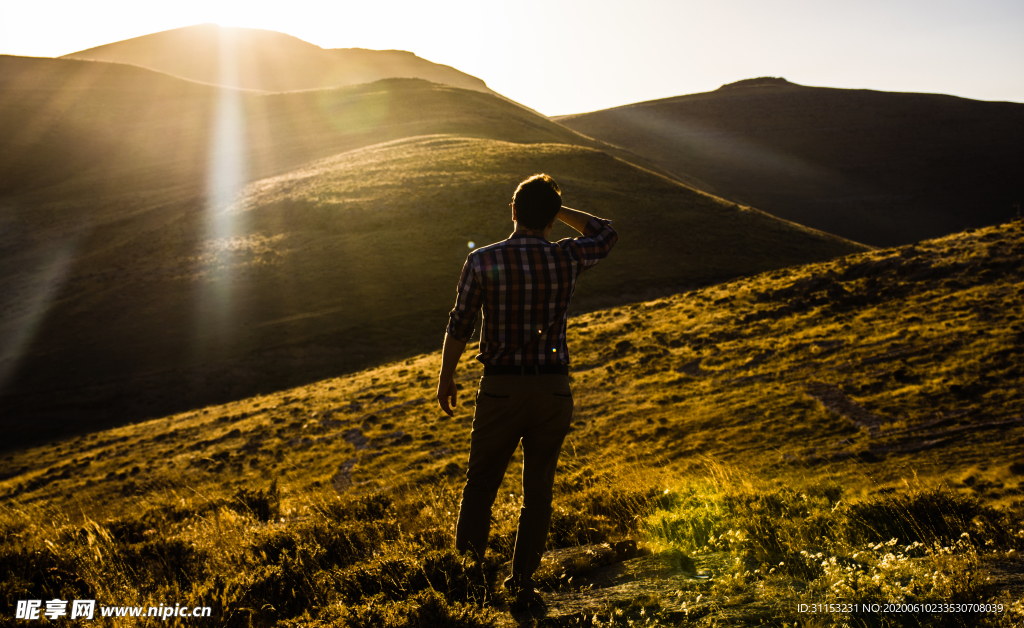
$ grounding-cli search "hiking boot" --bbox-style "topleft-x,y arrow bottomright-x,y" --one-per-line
502,575 -> 546,611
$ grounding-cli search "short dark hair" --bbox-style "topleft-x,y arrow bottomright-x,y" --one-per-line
512,174 -> 561,230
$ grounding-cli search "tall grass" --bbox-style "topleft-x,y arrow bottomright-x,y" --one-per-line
642,464 -> 1022,627
1,460 -> 1019,627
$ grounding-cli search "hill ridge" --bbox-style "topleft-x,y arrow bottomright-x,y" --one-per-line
557,80 -> 1024,246
60,23 -> 496,97
717,76 -> 793,90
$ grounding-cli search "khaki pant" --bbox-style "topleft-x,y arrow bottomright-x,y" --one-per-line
454,373 -> 573,584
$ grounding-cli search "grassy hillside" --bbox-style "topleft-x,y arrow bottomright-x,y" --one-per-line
1,127 -> 863,447
3,57 -> 631,441
1,219 -> 1021,626
61,24 -> 499,98
0,56 -> 600,343
0,55 -> 216,198
557,78 -> 1024,247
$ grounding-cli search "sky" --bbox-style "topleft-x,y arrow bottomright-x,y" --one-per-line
2,0 -> 1022,116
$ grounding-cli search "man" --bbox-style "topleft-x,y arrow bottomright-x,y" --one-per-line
436,173 -> 617,607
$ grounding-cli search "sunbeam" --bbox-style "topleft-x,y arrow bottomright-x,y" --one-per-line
609,104 -> 855,197
197,26 -> 249,358
0,241 -> 77,396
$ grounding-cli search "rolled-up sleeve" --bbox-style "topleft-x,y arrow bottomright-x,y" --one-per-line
445,254 -> 483,342
562,217 -> 618,275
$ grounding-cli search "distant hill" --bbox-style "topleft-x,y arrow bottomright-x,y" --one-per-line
556,78 -> 1024,247
0,56 -> 864,444
61,23 -> 499,97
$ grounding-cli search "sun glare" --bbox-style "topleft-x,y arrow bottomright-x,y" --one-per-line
197,26 -> 249,357
0,244 -> 76,397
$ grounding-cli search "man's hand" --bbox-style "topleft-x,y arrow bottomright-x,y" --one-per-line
437,332 -> 468,417
437,375 -> 458,417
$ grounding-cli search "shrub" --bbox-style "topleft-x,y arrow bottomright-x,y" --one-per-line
335,549 -> 489,607
643,481 -> 728,553
549,507 -> 610,547
316,492 -> 395,523
226,555 -> 328,625
104,515 -> 152,544
248,519 -> 400,570
248,525 -> 300,564
309,520 -> 401,568
0,546 -> 96,602
845,489 -> 988,546
230,480 -> 280,522
340,589 -> 498,628
118,537 -> 208,587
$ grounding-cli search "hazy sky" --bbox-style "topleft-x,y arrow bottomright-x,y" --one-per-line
3,0 -> 1022,115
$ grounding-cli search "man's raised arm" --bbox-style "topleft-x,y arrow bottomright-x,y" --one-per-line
557,206 -> 598,234
557,206 -> 617,274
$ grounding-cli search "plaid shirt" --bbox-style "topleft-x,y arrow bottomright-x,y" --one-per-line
446,216 -> 617,365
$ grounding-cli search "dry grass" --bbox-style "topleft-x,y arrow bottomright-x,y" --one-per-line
1,219 -> 1022,625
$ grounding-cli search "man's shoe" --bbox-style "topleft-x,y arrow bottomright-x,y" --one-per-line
502,575 -> 546,611
511,588 -> 546,612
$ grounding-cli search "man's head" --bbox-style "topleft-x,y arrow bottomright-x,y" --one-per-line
512,174 -> 561,230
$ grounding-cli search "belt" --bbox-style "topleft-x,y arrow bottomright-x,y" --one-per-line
484,364 -> 569,376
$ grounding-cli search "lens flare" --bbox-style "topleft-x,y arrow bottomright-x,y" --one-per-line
196,27 -> 249,358
207,28 -> 247,237
0,241 -> 76,396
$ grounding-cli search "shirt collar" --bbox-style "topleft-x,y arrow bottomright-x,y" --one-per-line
507,232 -> 550,242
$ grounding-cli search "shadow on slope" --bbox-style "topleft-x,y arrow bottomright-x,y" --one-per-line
557,78 -> 1024,247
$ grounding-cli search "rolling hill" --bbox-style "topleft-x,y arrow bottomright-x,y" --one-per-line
556,77 -> 1024,247
61,23 -> 500,98
1,217 -> 1021,626
0,55 -> 868,447
2,56 -> 623,441
0,54 -> 582,203
1,70 -> 865,444
1,53 -> 868,445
